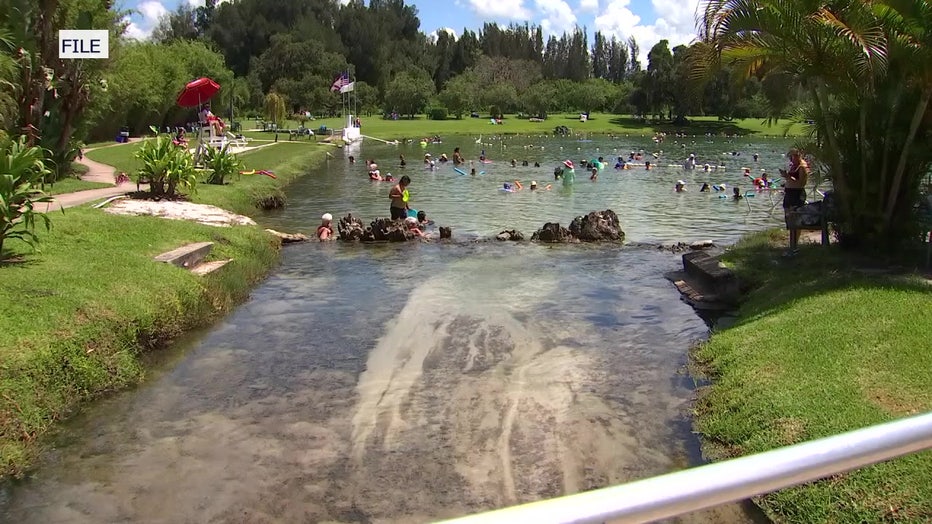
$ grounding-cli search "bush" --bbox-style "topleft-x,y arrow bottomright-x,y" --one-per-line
429,107 -> 448,121
204,144 -> 244,185
134,129 -> 198,198
0,137 -> 55,259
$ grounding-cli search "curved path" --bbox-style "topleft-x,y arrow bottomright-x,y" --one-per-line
42,139 -> 145,213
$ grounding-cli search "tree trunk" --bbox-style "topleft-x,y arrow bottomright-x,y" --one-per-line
882,87 -> 931,229
878,84 -> 904,213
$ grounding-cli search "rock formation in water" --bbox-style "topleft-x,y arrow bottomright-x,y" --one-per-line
337,214 -> 367,241
567,209 -> 624,242
439,227 -> 452,239
337,214 -> 417,242
530,223 -> 576,243
496,230 -> 524,241
531,210 -> 624,243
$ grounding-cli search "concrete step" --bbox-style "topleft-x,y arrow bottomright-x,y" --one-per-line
154,242 -> 213,269
190,259 -> 232,276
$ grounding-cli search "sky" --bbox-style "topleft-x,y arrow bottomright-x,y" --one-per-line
120,0 -> 704,64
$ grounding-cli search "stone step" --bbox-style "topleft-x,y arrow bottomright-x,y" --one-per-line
682,251 -> 739,303
154,242 -> 214,269
190,259 -> 232,276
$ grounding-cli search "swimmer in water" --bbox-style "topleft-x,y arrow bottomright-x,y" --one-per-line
700,182 -> 711,192
674,180 -> 687,192
317,213 -> 335,241
733,187 -> 744,200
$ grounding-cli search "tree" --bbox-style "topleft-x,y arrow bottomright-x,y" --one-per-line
438,72 -> 478,118
264,92 -> 286,125
480,83 -> 517,117
701,2 -> 932,249
520,81 -> 555,117
645,40 -> 674,119
2,0 -> 119,179
384,69 -> 434,117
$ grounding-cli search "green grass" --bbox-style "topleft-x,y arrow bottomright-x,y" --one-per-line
0,208 -> 280,478
0,140 -> 330,479
44,177 -> 112,195
693,230 -> 932,523
240,113 -> 808,140
84,141 -> 145,176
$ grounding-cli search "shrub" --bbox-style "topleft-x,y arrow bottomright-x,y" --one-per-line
204,144 -> 244,185
429,107 -> 448,121
134,130 -> 198,199
0,137 -> 55,259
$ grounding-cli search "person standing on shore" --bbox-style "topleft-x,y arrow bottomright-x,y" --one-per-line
780,149 -> 810,255
389,175 -> 411,220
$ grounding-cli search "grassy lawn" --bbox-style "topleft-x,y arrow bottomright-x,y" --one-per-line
0,208 -> 280,478
0,140 -> 330,479
238,112 -> 808,140
45,178 -> 112,195
86,141 -> 331,215
84,141 -> 145,176
693,229 -> 932,522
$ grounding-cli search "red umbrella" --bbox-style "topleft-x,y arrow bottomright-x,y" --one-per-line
176,77 -> 221,107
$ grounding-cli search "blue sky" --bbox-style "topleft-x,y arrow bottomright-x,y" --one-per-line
121,0 -> 703,63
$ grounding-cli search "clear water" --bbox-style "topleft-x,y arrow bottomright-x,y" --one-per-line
0,135 -> 789,523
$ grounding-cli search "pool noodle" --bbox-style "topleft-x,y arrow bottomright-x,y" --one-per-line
453,167 -> 468,176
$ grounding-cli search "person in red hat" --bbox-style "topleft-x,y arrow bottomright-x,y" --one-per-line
561,160 -> 575,186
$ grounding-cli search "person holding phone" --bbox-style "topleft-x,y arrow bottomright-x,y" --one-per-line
780,149 -> 810,254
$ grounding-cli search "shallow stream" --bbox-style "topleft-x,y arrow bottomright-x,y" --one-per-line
0,135 -> 790,523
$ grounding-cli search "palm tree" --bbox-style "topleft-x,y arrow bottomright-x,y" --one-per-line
700,0 -> 931,249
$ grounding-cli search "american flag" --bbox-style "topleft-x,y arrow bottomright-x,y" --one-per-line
330,72 -> 350,92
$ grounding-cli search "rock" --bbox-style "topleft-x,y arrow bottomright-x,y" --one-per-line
337,214 -> 367,241
530,222 -> 576,243
690,240 -> 715,250
567,209 -> 624,242
265,229 -> 309,243
439,227 -> 452,239
103,200 -> 256,227
368,218 -> 414,242
496,230 -> 524,241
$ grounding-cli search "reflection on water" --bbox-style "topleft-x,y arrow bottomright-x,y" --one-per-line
0,136 -> 785,523
263,135 -> 792,244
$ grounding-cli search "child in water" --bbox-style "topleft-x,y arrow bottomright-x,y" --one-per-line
733,187 -> 744,200
317,213 -> 335,241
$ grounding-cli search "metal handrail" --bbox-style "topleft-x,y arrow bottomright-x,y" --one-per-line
438,412 -> 932,524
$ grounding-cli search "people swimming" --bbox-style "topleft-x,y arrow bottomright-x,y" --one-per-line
452,147 -> 464,165
317,213 -> 334,241
590,166 -> 599,181
533,161 -> 540,168
700,182 -> 711,192
753,172 -> 771,189
529,180 -> 552,191
511,159 -> 517,168
439,153 -> 448,163
645,161 -> 652,170
479,149 -> 486,162
733,187 -> 744,200
399,154 -> 406,168
675,180 -> 687,192
502,180 -> 524,192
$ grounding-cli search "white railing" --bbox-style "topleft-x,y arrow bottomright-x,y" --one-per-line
438,412 -> 932,524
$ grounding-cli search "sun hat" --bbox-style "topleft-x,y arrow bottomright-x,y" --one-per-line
405,216 -> 417,224
424,153 -> 432,157
370,163 -> 378,169
563,160 -> 574,169
677,180 -> 686,185
322,213 -> 332,221
531,180 -> 537,186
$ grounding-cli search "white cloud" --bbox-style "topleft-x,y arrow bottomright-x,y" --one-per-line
122,17 -> 148,40
594,0 -> 699,64
580,0 -> 599,11
428,27 -> 458,42
535,0 -> 577,35
467,0 -> 531,20
121,0 -> 168,40
137,0 -> 168,21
